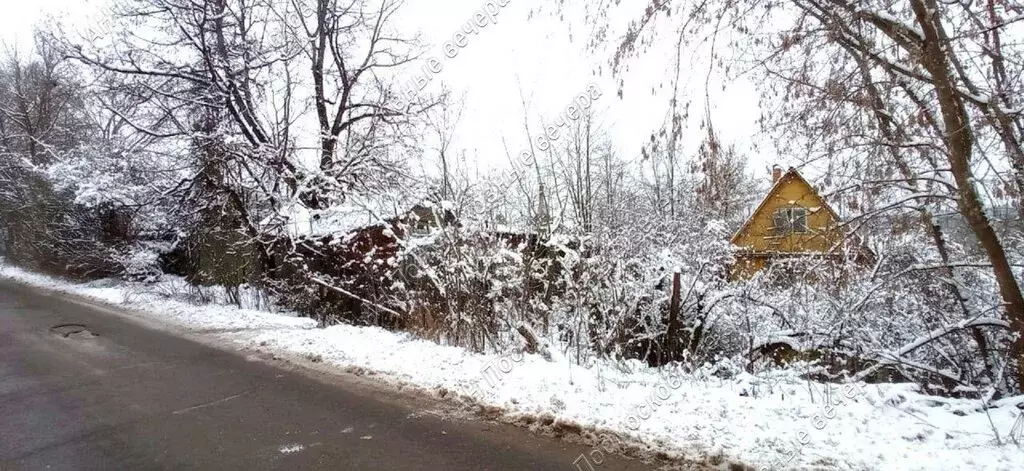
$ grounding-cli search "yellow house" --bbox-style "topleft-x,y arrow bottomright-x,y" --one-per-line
730,167 -> 845,279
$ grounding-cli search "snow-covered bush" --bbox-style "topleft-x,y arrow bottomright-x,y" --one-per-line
386,212 -> 740,368
389,227 -> 530,352
718,232 -> 1017,397
114,242 -> 172,282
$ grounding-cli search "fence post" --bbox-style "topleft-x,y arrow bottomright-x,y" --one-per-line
665,270 -> 682,363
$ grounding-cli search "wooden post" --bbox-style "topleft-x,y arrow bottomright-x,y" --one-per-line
665,270 -> 682,363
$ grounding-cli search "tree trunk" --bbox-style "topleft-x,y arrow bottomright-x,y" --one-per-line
847,43 -> 999,389
912,0 -> 1024,392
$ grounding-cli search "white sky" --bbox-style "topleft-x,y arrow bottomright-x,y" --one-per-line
395,1 -> 772,175
0,0 -> 83,47
0,0 -> 779,183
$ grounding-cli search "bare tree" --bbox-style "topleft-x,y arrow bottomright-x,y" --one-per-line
552,0 -> 1024,392
286,0 -> 433,210
423,90 -> 464,201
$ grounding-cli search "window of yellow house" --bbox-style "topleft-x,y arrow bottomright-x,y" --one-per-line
772,207 -> 808,235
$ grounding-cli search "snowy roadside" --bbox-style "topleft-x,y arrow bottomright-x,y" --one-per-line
1,264 -> 1021,470
0,264 -> 316,332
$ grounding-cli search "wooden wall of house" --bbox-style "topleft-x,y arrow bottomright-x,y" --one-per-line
732,175 -> 844,254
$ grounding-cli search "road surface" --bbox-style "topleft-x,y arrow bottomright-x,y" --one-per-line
0,281 -> 654,470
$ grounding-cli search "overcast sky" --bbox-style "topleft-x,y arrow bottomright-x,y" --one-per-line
0,0 -> 777,183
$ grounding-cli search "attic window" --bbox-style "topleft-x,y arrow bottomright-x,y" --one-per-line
772,207 -> 808,235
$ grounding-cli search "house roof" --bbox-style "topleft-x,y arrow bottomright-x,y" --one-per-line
729,167 -> 842,244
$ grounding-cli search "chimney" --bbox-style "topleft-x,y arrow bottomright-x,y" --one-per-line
771,165 -> 783,184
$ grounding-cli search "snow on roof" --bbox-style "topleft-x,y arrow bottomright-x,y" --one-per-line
284,198 -> 467,239
285,203 -> 391,239
751,332 -> 804,352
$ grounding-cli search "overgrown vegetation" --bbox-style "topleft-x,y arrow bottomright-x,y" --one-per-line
1,0 -> 1023,403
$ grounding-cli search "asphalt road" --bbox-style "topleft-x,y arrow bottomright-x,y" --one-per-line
0,281 -> 654,470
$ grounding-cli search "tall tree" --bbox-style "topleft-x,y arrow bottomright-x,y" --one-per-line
287,0 -> 433,210
554,0 -> 1024,392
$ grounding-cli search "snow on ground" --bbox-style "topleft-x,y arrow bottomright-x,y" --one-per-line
2,263 -> 1022,470
0,264 -> 315,332
241,325 -> 1024,470
278,443 -> 306,454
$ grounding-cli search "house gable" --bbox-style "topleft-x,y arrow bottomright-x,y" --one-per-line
731,168 -> 843,255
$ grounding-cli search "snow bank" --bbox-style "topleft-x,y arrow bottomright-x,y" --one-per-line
243,327 -> 1024,470
0,264 -> 315,332
2,263 -> 1021,470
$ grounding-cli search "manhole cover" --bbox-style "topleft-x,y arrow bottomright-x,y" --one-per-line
50,324 -> 97,338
